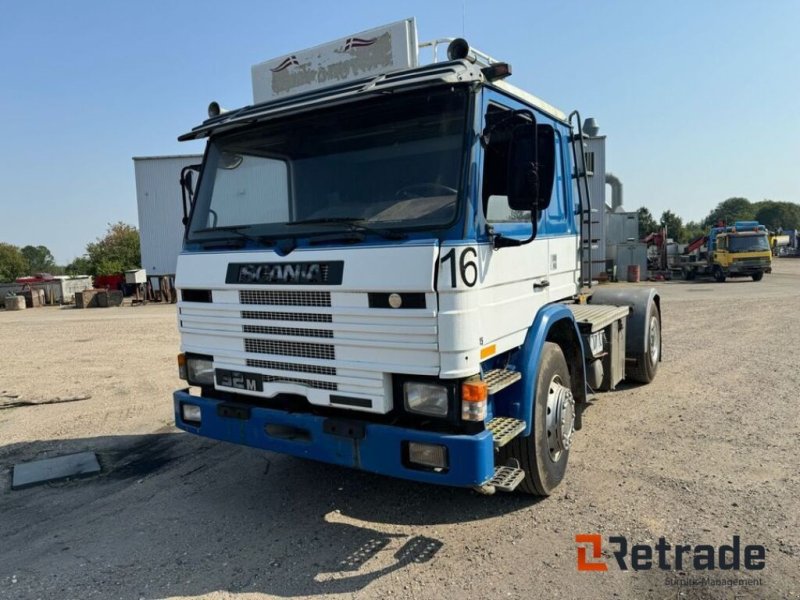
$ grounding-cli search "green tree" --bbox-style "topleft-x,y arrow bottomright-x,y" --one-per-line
637,206 -> 658,238
20,245 -> 56,273
684,220 -> 706,244
0,243 -> 29,282
85,222 -> 141,275
659,210 -> 685,242
702,197 -> 754,228
752,200 -> 800,231
65,256 -> 92,276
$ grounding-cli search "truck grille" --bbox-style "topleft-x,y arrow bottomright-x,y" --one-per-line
239,290 -> 331,307
243,324 -> 333,338
242,310 -> 332,323
246,359 -> 336,377
263,375 -> 337,391
244,338 -> 335,360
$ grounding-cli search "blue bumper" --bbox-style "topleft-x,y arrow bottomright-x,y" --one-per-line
174,390 -> 495,488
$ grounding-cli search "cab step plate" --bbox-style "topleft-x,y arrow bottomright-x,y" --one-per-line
484,369 -> 522,395
486,465 -> 525,492
486,417 -> 526,448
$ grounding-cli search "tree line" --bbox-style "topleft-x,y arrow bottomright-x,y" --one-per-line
0,222 -> 141,283
637,198 -> 800,243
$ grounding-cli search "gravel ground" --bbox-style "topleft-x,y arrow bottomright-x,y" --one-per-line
1,259 -> 798,600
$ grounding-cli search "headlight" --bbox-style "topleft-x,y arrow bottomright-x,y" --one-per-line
186,354 -> 214,385
404,382 -> 449,417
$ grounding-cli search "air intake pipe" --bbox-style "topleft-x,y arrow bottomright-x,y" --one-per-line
606,172 -> 623,211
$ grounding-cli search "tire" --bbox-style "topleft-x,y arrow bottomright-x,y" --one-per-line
500,342 -> 574,496
626,299 -> 661,384
713,267 -> 726,283
684,268 -> 696,281
752,271 -> 764,281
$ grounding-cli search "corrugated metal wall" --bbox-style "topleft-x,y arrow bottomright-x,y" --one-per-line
134,155 -> 202,277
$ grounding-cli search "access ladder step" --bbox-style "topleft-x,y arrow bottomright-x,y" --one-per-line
486,465 -> 525,492
483,369 -> 522,395
486,417 -> 526,448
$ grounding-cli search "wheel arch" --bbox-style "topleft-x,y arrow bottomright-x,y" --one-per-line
507,304 -> 587,437
589,287 -> 662,361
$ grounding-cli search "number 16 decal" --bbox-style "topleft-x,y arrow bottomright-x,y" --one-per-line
441,247 -> 478,288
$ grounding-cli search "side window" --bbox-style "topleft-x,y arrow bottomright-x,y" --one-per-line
482,105 -> 531,225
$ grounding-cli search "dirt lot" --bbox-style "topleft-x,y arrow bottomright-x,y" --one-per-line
1,260 -> 799,600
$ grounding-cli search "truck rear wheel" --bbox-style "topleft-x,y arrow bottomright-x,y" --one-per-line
501,342 -> 573,496
626,299 -> 661,384
752,271 -> 764,281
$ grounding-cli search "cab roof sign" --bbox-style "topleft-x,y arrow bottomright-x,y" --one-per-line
251,18 -> 418,104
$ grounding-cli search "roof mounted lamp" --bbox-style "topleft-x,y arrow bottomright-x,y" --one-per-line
208,101 -> 228,118
447,38 -> 475,62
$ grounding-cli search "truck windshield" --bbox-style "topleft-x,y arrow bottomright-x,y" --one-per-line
728,234 -> 769,253
187,88 -> 469,243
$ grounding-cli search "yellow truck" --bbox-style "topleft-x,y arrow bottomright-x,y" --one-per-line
681,221 -> 772,282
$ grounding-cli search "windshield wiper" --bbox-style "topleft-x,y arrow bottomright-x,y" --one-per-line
193,226 -> 275,246
286,217 -> 407,240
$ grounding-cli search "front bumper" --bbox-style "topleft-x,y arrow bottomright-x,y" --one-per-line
174,389 -> 495,487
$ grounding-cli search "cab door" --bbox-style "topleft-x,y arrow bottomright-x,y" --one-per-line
473,96 -> 551,356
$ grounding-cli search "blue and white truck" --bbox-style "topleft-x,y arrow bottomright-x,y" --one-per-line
173,19 -> 662,495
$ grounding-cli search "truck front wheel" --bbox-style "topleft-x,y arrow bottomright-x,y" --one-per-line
713,266 -> 726,282
752,271 -> 764,281
501,342 -> 573,496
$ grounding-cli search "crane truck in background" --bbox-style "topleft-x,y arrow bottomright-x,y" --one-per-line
680,221 -> 772,282
172,19 -> 662,496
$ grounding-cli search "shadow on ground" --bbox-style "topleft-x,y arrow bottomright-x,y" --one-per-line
0,430 -> 543,598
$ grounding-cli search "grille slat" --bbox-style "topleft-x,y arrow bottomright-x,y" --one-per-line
245,338 -> 335,360
263,375 -> 337,391
239,290 -> 331,307
246,359 -> 336,376
243,324 -> 333,339
242,310 -> 332,323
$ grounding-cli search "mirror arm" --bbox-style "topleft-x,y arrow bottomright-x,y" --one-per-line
492,211 -> 540,250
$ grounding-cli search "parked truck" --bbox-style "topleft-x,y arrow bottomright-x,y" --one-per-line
680,221 -> 772,282
172,19 -> 662,496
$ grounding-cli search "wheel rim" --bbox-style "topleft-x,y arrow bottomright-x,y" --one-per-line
648,314 -> 660,365
545,375 -> 575,463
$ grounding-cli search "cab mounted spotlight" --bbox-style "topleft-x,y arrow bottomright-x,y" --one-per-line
207,101 -> 228,118
447,38 -> 475,63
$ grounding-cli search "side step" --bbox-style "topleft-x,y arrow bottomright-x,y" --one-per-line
486,417 -> 526,448
485,465 -> 525,492
483,368 -> 521,395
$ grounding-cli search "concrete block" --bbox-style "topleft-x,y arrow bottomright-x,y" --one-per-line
12,452 -> 101,490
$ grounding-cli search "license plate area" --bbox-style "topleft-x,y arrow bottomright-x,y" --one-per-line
217,403 -> 251,420
215,369 -> 263,392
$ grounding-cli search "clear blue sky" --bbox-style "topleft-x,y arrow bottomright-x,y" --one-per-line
1,0 -> 798,263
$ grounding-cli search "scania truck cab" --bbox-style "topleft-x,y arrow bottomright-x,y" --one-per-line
173,19 -> 662,495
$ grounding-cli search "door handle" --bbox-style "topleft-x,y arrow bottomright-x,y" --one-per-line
533,280 -> 550,291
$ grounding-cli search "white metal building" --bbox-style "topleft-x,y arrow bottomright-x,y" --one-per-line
133,155 -> 202,285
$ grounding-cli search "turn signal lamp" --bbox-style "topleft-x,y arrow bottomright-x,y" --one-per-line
177,353 -> 187,380
461,380 -> 488,421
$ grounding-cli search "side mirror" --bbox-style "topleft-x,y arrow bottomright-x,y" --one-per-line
506,122 -> 537,211
180,164 -> 202,228
536,124 -> 555,209
506,123 -> 557,212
